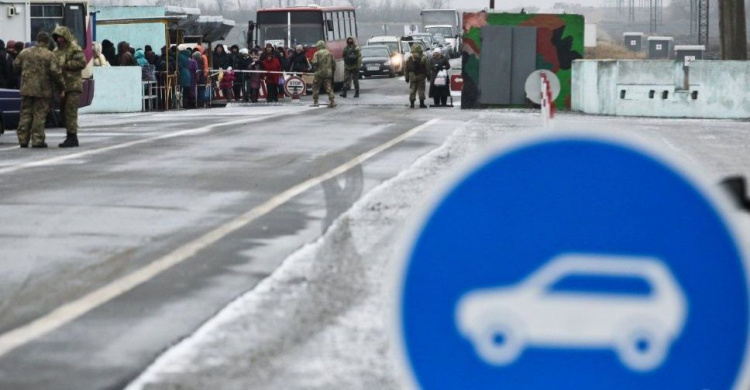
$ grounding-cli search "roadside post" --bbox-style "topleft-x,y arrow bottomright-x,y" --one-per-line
524,70 -> 560,129
392,132 -> 750,389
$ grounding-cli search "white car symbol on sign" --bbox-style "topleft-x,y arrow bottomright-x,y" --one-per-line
455,254 -> 688,372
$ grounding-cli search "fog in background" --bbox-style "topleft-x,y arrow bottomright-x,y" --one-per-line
90,0 -> 749,53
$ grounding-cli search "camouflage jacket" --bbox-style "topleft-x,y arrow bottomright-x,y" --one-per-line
405,54 -> 429,81
311,41 -> 335,79
53,26 -> 87,92
13,45 -> 64,98
342,42 -> 361,71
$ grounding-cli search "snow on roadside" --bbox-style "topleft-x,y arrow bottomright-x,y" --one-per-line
126,112 -> 536,390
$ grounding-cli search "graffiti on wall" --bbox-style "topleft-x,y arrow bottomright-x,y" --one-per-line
461,12 -> 584,109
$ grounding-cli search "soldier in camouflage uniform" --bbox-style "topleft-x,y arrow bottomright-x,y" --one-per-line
340,37 -> 361,98
13,32 -> 65,148
404,44 -> 429,109
53,25 -> 87,148
310,40 -> 336,108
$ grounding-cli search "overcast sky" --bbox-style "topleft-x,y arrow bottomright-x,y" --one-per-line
397,0 -> 606,10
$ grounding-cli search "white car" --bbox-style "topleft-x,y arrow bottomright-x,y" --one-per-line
455,254 -> 687,372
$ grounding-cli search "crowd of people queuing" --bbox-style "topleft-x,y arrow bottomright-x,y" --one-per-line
89,38 -> 319,108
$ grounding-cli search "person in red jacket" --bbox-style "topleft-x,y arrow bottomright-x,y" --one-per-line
261,44 -> 282,102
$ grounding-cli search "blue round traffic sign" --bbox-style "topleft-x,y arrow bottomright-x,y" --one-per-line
394,134 -> 750,389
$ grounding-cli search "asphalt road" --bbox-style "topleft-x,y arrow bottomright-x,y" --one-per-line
0,76 -> 463,389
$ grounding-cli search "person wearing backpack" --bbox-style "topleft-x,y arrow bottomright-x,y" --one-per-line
340,37 -> 361,98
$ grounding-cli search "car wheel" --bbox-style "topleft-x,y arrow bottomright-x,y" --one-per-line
474,321 -> 524,365
615,326 -> 669,372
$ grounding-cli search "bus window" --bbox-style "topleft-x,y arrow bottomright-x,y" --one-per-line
325,13 -> 335,41
30,4 -> 63,42
345,12 -> 351,38
65,4 -> 86,49
336,12 -> 342,40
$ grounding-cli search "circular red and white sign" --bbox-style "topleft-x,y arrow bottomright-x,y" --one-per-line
284,76 -> 307,97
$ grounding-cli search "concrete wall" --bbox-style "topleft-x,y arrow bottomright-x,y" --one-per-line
80,67 -> 143,114
572,60 -> 750,119
92,6 -> 166,52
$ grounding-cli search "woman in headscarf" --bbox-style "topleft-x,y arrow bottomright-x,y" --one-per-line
92,42 -> 110,67
428,48 -> 451,107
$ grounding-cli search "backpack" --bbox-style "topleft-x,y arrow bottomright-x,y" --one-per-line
345,48 -> 358,65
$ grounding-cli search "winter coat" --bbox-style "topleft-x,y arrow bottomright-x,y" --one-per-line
342,39 -> 361,71
195,46 -> 209,76
311,41 -> 335,79
158,48 -> 177,73
0,41 -> 13,89
101,40 -> 117,67
53,26 -> 87,93
405,45 -> 429,83
287,51 -> 310,73
429,55 -> 450,83
117,42 -> 137,66
247,57 -> 262,89
178,50 -> 192,88
213,47 -> 229,69
188,58 -> 198,97
134,49 -> 148,66
261,56 -> 282,85
93,42 -> 110,67
219,68 -> 235,89
13,36 -> 65,97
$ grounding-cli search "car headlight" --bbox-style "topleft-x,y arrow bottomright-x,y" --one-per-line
384,60 -> 391,66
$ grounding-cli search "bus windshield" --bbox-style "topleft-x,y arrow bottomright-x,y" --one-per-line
30,3 -> 86,48
259,24 -> 324,47
257,11 -> 325,47
425,26 -> 454,37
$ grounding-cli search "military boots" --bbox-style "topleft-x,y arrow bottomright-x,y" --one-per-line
329,99 -> 337,108
59,134 -> 79,148
354,88 -> 359,98
340,90 -> 347,98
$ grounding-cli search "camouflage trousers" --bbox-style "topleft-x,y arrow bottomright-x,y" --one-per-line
61,92 -> 80,135
343,69 -> 359,92
409,76 -> 427,102
17,96 -> 50,146
312,77 -> 334,103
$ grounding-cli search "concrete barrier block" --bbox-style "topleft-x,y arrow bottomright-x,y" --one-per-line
80,67 -> 143,114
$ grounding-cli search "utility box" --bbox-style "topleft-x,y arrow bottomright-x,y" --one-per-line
647,36 -> 673,59
674,45 -> 705,66
623,32 -> 644,52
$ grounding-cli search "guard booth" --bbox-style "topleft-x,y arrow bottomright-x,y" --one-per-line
675,45 -> 705,64
623,32 -> 644,52
648,36 -> 673,59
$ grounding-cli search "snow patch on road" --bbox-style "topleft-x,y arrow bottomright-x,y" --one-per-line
126,110 -> 521,390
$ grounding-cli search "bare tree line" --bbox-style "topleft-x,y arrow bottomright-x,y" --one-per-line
91,0 -> 451,23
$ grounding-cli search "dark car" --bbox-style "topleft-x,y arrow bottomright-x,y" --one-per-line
359,45 -> 396,79
0,88 -> 22,136
0,80 -> 94,136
